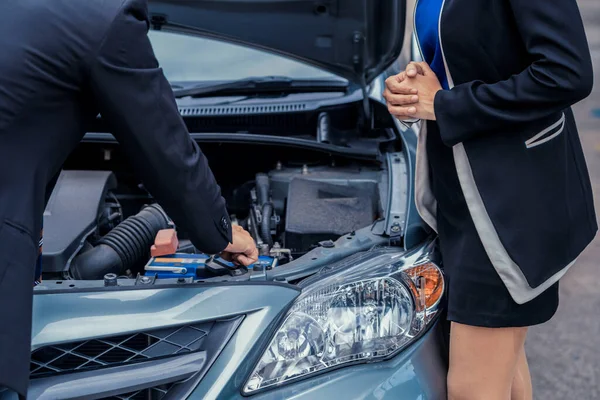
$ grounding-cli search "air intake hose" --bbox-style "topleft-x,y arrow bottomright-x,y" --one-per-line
261,202 -> 274,247
255,173 -> 273,246
255,173 -> 270,207
70,204 -> 171,280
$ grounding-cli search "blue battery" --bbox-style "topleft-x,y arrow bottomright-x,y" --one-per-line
144,253 -> 209,279
145,253 -> 277,279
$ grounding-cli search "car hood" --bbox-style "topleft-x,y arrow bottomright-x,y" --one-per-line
147,0 -> 406,85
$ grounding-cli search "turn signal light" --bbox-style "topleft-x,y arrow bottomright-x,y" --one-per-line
404,262 -> 444,309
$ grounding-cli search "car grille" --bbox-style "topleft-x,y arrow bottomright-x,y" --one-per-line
30,322 -> 213,378
102,382 -> 176,400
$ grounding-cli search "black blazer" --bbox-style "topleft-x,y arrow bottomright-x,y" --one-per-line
0,0 -> 232,395
415,0 -> 596,304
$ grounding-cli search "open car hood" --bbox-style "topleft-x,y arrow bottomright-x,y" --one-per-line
147,0 -> 406,85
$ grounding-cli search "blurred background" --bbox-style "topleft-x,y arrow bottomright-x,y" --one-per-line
526,1 -> 600,399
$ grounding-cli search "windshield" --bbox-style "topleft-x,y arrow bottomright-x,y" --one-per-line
148,31 -> 346,83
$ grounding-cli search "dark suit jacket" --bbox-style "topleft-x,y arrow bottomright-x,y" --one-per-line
0,0 -> 232,395
415,0 -> 596,304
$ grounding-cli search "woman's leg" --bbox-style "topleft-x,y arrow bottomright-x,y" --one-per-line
447,322 -> 528,400
510,346 -> 533,400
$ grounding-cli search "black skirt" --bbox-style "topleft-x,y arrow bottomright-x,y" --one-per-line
426,121 -> 559,328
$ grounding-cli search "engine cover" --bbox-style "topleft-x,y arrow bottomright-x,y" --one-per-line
42,170 -> 117,273
284,178 -> 376,254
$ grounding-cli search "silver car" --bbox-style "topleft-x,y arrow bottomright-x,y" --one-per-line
29,0 -> 448,399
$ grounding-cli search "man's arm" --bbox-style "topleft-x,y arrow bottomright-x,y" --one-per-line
88,0 -> 231,254
434,0 -> 593,147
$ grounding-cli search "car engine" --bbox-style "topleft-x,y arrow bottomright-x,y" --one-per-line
41,162 -> 382,281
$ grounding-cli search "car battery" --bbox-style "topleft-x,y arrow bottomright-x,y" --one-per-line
144,253 -> 277,279
144,253 -> 209,279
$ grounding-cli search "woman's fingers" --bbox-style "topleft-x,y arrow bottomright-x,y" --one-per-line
385,73 -> 418,94
384,81 -> 418,95
407,61 -> 435,77
395,71 -> 407,83
388,85 -> 418,95
406,62 -> 426,77
387,105 -> 417,118
384,90 -> 419,106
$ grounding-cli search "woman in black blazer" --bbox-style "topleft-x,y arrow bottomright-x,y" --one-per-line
384,0 -> 595,398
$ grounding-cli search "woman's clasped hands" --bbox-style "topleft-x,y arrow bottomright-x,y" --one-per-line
383,61 -> 443,121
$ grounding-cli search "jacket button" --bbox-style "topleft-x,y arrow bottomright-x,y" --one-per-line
221,216 -> 229,230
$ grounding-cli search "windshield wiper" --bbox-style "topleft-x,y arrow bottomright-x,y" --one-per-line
172,76 -> 348,98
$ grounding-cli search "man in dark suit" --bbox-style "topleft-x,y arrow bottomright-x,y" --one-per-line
0,0 -> 259,396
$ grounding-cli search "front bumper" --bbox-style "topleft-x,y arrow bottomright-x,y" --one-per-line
30,241 -> 445,399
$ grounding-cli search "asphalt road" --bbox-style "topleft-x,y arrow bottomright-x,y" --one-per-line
526,1 -> 600,399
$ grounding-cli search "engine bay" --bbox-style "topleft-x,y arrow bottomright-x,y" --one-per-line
41,142 -> 387,282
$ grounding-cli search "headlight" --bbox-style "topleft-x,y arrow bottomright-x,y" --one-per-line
244,249 -> 444,394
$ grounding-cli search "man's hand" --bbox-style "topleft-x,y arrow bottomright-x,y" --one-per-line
384,62 -> 442,121
222,225 -> 259,266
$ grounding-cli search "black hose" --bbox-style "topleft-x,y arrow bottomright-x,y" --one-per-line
261,202 -> 274,246
70,204 -> 171,280
70,244 -> 122,280
255,173 -> 273,246
255,173 -> 270,207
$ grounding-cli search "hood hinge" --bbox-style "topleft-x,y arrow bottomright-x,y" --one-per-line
352,31 -> 372,133
150,14 -> 168,30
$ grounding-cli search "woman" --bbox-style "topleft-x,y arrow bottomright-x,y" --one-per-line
384,0 -> 596,399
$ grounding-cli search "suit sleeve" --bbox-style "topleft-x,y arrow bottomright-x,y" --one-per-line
434,0 -> 594,147
88,1 -> 232,254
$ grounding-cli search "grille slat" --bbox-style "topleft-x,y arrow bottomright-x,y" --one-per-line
104,382 -> 175,400
30,322 -> 213,378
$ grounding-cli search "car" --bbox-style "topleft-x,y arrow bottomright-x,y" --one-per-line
28,1 -> 449,399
